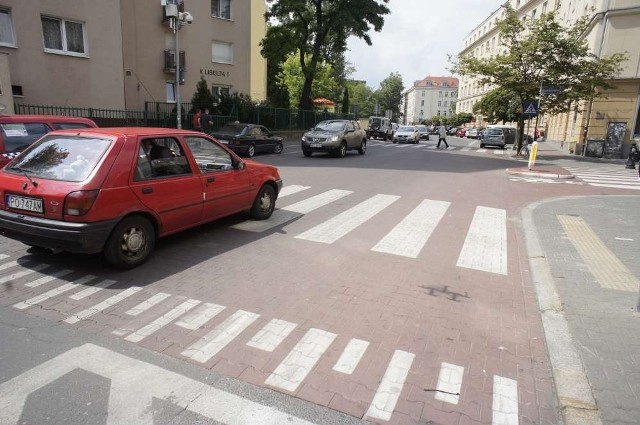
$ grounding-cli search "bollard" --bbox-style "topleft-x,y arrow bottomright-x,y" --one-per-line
626,142 -> 638,169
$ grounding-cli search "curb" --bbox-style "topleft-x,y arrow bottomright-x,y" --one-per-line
521,196 -> 603,425
507,168 -> 575,180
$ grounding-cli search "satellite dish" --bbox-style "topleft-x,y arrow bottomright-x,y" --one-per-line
0,103 -> 6,112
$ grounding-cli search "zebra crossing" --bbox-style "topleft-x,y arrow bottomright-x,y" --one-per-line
562,165 -> 640,190
1,253 -> 521,424
368,140 -> 514,156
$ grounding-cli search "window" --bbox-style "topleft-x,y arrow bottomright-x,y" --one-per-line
12,85 -> 23,97
212,41 -> 233,64
136,137 -> 191,180
0,8 -> 16,46
41,16 -> 86,55
542,2 -> 548,14
421,100 -> 424,106
166,82 -> 175,103
445,92 -> 449,97
439,91 -> 443,97
212,85 -> 230,101
184,137 -> 233,172
532,9 -> 537,20
633,97 -> 640,139
438,101 -> 442,107
211,0 -> 231,20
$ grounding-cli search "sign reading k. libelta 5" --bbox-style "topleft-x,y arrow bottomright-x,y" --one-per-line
540,85 -> 562,96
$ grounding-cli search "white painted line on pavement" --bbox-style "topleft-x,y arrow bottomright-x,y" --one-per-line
14,275 -> 98,310
64,287 -> 142,324
124,298 -> 201,342
265,328 -> 337,392
0,263 -> 50,285
461,148 -> 472,151
457,206 -> 508,275
0,254 -> 8,260
492,375 -> 519,425
69,279 -> 117,300
435,362 -> 464,404
232,189 -> 353,232
579,177 -> 640,184
295,194 -> 400,244
125,292 -> 172,316
426,145 -> 437,149
247,318 -> 297,352
279,185 -> 311,198
476,149 -> 487,153
372,199 -> 450,258
182,310 -> 260,363
332,338 -> 369,374
589,183 -> 640,190
558,215 -> 640,291
365,350 -> 415,421
175,302 -> 226,330
0,261 -> 20,272
24,269 -> 74,288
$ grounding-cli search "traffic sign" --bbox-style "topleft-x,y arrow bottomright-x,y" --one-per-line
541,84 -> 562,95
523,102 -> 538,116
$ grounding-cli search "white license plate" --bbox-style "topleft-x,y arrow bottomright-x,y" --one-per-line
310,143 -> 323,148
6,195 -> 43,213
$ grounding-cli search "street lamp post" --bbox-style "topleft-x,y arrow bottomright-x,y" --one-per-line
172,10 -> 193,129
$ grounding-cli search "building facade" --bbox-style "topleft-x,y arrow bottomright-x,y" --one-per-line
456,0 -> 640,155
401,76 -> 458,125
0,0 -> 267,112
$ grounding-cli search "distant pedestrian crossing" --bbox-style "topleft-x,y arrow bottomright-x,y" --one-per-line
563,165 -> 640,190
0,251 -> 521,424
368,140 -> 514,156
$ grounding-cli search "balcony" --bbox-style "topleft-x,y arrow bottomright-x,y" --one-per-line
163,49 -> 186,73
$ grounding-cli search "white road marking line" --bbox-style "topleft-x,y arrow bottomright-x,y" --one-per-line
64,287 -> 142,324
0,260 -> 20,272
124,299 -> 201,342
332,338 -> 369,374
435,362 -> 464,404
295,194 -> 400,244
265,328 -> 337,392
232,189 -> 353,232
181,310 -> 260,363
13,275 -> 96,310
493,150 -> 505,155
492,376 -> 519,425
558,215 -> 639,291
175,302 -> 226,330
125,292 -> 172,316
396,144 -> 413,148
426,145 -> 437,149
457,206 -> 508,275
246,318 -> 297,352
579,177 -> 640,184
461,148 -> 472,151
0,254 -> 9,260
371,199 -> 450,258
279,185 -> 311,198
476,149 -> 487,153
364,350 -> 415,421
24,269 -> 74,288
69,279 -> 117,300
0,264 -> 50,285
589,183 -> 640,190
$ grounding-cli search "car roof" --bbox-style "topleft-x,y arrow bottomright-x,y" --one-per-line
47,127 -> 204,138
0,114 -> 97,125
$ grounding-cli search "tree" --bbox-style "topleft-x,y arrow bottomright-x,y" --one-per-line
346,80 -> 375,117
262,0 -> 390,111
376,72 -> 403,120
190,76 -> 217,113
451,4 -> 626,153
278,51 -> 339,109
447,112 -> 474,127
473,87 -> 520,124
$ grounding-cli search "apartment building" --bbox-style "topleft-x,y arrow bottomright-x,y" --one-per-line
0,0 -> 267,111
401,76 -> 458,125
456,0 -> 640,155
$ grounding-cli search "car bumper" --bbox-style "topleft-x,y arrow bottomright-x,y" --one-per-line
482,139 -> 505,147
301,142 -> 339,152
367,131 -> 388,138
225,144 -> 249,155
275,179 -> 283,194
0,210 -> 120,254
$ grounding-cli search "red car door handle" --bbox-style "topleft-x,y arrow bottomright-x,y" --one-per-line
207,177 -> 215,183
142,187 -> 153,194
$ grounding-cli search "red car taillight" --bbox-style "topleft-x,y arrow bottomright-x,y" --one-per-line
64,190 -> 100,216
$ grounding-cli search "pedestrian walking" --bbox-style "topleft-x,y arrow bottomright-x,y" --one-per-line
192,108 -> 202,132
200,108 -> 213,134
437,122 -> 449,149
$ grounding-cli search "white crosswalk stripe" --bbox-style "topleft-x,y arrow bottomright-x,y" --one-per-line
435,362 -> 464,404
13,275 -> 97,310
365,350 -> 415,421
125,292 -> 172,316
175,302 -> 226,330
24,269 -> 74,288
493,376 -> 519,425
247,318 -> 297,352
64,287 -> 142,324
564,166 -> 640,190
0,264 -> 50,285
69,279 -> 117,300
332,338 -> 369,374
123,298 -> 201,342
457,206 -> 508,275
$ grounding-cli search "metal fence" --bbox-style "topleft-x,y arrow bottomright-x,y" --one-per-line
14,103 -> 355,131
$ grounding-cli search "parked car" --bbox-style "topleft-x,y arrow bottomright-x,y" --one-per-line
209,123 -> 283,158
1,115 -> 97,168
465,128 -> 479,139
366,116 -> 392,140
480,126 -> 517,149
390,122 -> 399,137
447,127 -> 459,136
392,125 -> 420,144
301,119 -> 367,157
415,125 -> 431,141
0,128 -> 282,269
456,128 -> 467,137
429,125 -> 438,135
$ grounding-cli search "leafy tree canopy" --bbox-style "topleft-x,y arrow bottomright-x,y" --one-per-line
262,0 -> 390,111
377,72 -> 404,119
278,51 -> 339,109
472,87 -> 521,124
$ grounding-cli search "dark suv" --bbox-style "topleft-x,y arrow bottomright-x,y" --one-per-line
1,115 -> 97,167
366,116 -> 392,140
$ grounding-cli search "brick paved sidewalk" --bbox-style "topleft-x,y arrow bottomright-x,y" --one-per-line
524,196 -> 640,425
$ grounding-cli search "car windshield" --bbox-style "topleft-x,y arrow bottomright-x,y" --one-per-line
7,135 -> 111,182
218,123 -> 248,135
486,129 -> 504,136
416,125 -> 427,131
398,126 -> 414,132
314,121 -> 346,132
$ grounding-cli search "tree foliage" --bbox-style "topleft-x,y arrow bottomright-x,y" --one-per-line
190,77 -> 217,113
472,87 -> 521,124
346,80 -> 375,117
278,51 -> 339,109
262,0 -> 390,111
376,72 -> 404,119
451,4 -> 627,152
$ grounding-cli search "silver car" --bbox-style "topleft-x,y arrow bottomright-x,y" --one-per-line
393,125 -> 420,144
301,120 -> 367,157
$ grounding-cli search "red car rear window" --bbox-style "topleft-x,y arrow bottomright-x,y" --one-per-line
0,123 -> 49,153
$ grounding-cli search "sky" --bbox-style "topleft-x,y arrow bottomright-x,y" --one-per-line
345,0 -> 504,90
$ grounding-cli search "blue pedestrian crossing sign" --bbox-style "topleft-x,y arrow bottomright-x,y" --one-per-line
523,102 -> 538,117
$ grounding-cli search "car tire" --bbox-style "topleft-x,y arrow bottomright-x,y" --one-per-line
358,140 -> 367,155
273,142 -> 283,154
303,149 -> 312,157
250,184 -> 276,220
337,142 -> 347,158
247,144 -> 256,157
480,143 -> 485,148
104,215 -> 155,269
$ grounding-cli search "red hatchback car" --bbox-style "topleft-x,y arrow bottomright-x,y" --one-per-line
0,128 -> 282,269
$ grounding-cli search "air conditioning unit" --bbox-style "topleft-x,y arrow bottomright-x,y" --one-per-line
164,4 -> 178,18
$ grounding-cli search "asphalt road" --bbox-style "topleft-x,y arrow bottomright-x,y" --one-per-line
1,135 -> 638,425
